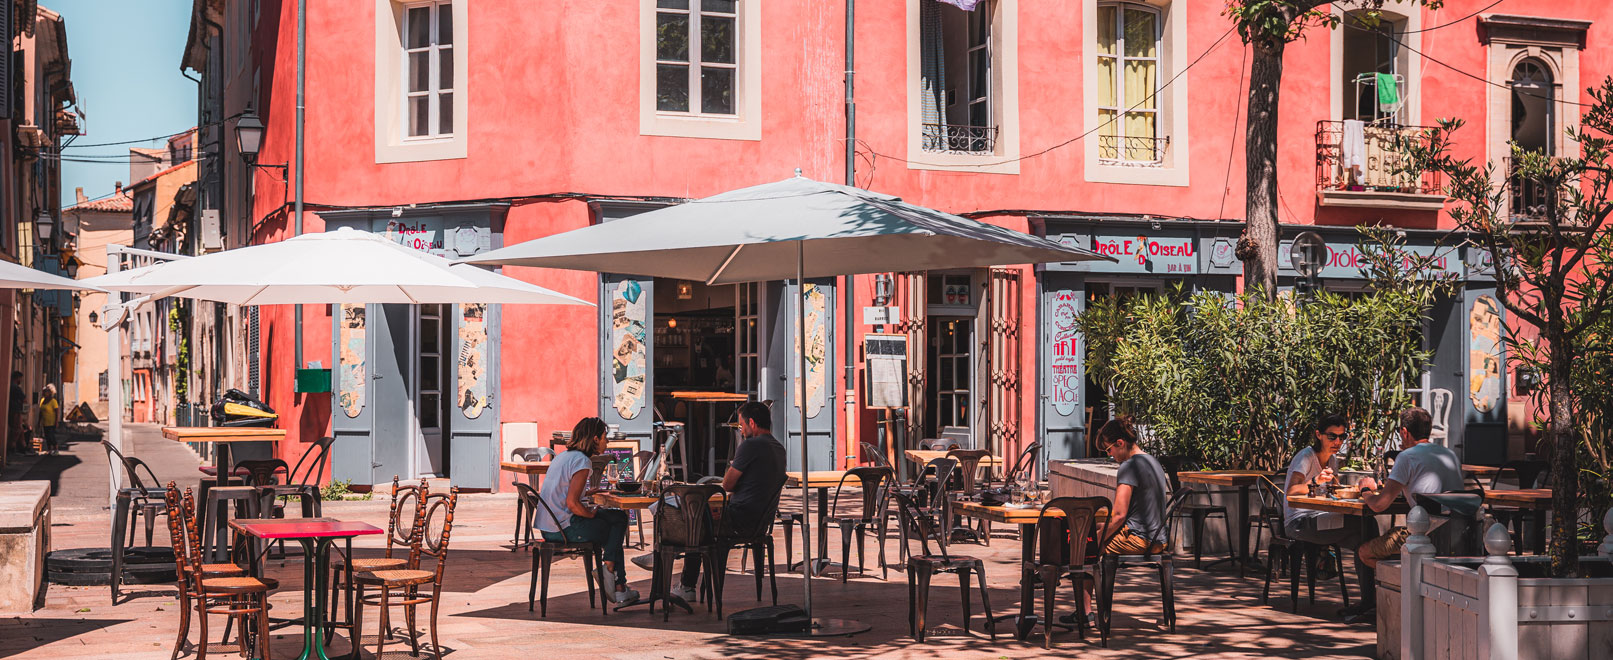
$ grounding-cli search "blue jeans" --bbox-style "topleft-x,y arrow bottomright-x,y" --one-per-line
542,509 -> 630,582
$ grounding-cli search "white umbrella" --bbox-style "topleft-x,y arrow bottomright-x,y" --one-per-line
0,258 -> 103,290
462,175 -> 1110,628
81,226 -> 591,306
83,227 -> 592,509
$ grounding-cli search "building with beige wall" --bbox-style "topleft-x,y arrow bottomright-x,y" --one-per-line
62,187 -> 132,419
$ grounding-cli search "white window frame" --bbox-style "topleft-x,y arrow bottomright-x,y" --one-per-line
640,0 -> 761,140
1095,2 -> 1163,165
374,0 -> 468,163
1329,1 -> 1423,127
654,1 -> 739,118
903,0 -> 1020,174
401,1 -> 454,140
1082,0 -> 1187,186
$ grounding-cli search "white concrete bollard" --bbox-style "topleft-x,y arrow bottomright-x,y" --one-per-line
1598,508 -> 1613,559
1401,506 -> 1435,660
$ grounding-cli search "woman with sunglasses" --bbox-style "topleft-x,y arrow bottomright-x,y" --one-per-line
1280,413 -> 1361,548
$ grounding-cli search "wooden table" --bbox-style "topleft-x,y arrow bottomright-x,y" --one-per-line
163,427 -> 286,476
671,391 -> 750,477
1176,470 -> 1269,578
499,461 -> 551,476
1287,495 -> 1411,516
231,517 -> 382,660
592,491 -> 659,510
1483,488 -> 1552,509
1462,464 -> 1500,479
786,470 -> 850,576
903,449 -> 1004,467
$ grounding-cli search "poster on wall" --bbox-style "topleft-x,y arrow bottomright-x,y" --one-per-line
611,280 -> 648,419
458,303 -> 490,419
794,283 -> 828,417
864,334 -> 908,408
1468,295 -> 1503,413
1048,290 -> 1081,416
338,304 -> 365,418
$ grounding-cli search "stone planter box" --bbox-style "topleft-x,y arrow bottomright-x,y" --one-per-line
0,481 -> 51,614
1375,508 -> 1613,660
1049,459 -> 1252,556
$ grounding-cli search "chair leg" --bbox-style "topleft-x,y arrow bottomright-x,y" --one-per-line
957,566 -> 972,636
1160,558 -> 1177,632
1100,559 -> 1116,648
1305,546 -> 1319,605
914,566 -> 932,643
1192,511 -> 1207,568
905,563 -> 918,640
877,519 -> 890,581
406,597 -> 420,655
1288,545 -> 1302,612
782,521 -> 796,574
710,549 -> 727,619
536,547 -> 553,615
752,543 -> 764,601
513,499 -> 525,552
839,521 -> 853,583
975,561 -> 995,641
1261,545 -> 1277,605
1334,545 -> 1351,608
352,585 -> 365,660
195,594 -> 209,660
766,540 -> 779,605
1041,567 -> 1059,650
171,589 -> 190,660
855,525 -> 867,580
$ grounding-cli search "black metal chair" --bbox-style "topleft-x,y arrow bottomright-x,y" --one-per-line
946,449 -> 991,544
1096,489 -> 1190,645
527,486 -> 606,617
896,458 -> 958,567
509,448 -> 554,551
892,492 -> 994,643
1257,476 -> 1351,611
1022,496 -> 1108,649
826,466 -> 894,581
1157,456 -> 1234,568
715,491 -> 782,608
266,437 -> 330,518
651,484 -> 725,619
1487,461 -> 1549,554
102,440 -> 172,605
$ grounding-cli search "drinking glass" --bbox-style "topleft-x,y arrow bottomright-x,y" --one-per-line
1014,471 -> 1034,505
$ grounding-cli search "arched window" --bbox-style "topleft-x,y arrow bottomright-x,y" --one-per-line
1510,58 -> 1555,155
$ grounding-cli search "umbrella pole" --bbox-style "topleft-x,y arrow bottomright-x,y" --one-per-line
797,242 -> 814,620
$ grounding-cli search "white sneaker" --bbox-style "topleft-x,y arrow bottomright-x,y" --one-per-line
599,567 -> 617,595
670,583 -> 699,604
611,587 -> 641,604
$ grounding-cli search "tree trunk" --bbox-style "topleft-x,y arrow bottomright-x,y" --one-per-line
1547,343 -> 1580,577
1242,38 -> 1284,299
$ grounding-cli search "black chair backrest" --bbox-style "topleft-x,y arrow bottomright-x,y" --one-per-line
859,441 -> 893,471
236,459 -> 289,488
101,439 -> 160,492
513,482 -> 540,525
588,454 -> 614,490
946,449 -> 990,495
1490,460 -> 1549,490
1255,475 -> 1295,540
920,457 -> 958,507
656,484 -> 723,547
1004,441 -> 1042,485
512,447 -> 554,462
1155,456 -> 1192,493
1415,490 -> 1485,556
832,466 -> 893,521
1141,489 -> 1193,558
289,437 -> 334,489
892,491 -> 949,562
1035,496 -> 1110,568
920,438 -> 959,451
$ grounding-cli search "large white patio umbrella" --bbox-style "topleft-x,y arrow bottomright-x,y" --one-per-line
0,258 -> 103,290
83,227 -> 593,507
462,175 -> 1111,629
82,226 -> 589,306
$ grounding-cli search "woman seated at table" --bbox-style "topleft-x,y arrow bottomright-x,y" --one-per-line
534,417 -> 639,604
1281,413 -> 1361,549
1067,415 -> 1170,623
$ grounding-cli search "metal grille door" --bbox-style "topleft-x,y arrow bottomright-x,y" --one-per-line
983,268 -> 1022,461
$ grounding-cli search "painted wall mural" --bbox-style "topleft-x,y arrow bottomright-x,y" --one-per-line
1468,295 -> 1503,413
611,280 -> 648,419
1048,290 -> 1081,417
794,283 -> 828,418
458,304 -> 490,419
338,304 -> 366,418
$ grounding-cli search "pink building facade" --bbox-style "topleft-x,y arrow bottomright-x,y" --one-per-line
185,0 -> 1605,487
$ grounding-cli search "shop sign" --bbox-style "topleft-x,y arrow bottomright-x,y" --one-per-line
1277,238 -> 1463,280
383,220 -> 491,259
1057,231 -> 1199,274
1047,290 -> 1081,416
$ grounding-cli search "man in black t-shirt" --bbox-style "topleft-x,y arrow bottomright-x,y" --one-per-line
674,401 -> 785,602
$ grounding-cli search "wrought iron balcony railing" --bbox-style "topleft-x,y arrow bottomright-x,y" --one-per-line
1505,157 -> 1556,222
1097,134 -> 1169,166
1315,120 -> 1443,196
921,123 -> 998,155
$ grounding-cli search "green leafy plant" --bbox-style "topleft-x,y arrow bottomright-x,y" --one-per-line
1078,229 -> 1448,471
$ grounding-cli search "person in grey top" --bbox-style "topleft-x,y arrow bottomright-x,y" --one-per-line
1070,415 -> 1171,622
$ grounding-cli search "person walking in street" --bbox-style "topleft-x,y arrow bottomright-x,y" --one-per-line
671,400 -> 785,605
8,372 -> 26,456
534,416 -> 639,605
38,384 -> 60,455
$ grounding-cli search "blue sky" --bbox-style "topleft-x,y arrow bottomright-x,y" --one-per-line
53,0 -> 197,207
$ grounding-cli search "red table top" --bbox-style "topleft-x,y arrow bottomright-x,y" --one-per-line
229,518 -> 383,540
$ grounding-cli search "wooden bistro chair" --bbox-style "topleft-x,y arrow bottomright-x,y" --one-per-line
826,466 -> 895,582
355,488 -> 460,660
328,477 -> 425,644
164,485 -> 276,660
892,491 -> 994,643
1022,496 -> 1109,649
527,487 -> 607,617
1096,489 -> 1192,645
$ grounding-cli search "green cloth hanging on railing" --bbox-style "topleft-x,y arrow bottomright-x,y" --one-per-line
1375,72 -> 1400,108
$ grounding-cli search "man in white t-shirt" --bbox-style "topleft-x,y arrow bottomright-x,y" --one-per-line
1345,407 -> 1463,621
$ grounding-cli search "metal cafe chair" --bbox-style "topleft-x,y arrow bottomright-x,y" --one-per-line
891,491 -> 994,643
527,488 -> 607,617
1022,496 -> 1107,649
826,466 -> 895,581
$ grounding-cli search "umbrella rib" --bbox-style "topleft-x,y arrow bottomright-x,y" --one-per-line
398,285 -> 421,305
705,244 -> 745,286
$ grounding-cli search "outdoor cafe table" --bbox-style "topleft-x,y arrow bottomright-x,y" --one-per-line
1175,470 -> 1267,578
499,460 -> 551,475
163,426 -> 286,479
786,470 -> 849,576
230,517 -> 383,660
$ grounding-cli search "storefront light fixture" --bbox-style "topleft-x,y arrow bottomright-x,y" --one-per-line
668,317 -> 678,329
35,211 -> 54,242
235,111 -> 288,175
676,281 -> 693,300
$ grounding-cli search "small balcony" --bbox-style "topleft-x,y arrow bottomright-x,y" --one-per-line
920,123 -> 998,155
1505,157 -> 1556,222
1098,135 -> 1169,166
1315,121 -> 1445,211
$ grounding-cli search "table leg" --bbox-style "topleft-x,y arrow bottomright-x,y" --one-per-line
707,404 -> 717,478
294,537 -> 339,660
1237,484 -> 1250,579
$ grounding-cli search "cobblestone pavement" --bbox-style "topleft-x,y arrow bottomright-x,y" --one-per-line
1,425 -> 1376,659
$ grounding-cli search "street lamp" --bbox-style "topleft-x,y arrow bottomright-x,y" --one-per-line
235,112 -> 265,164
